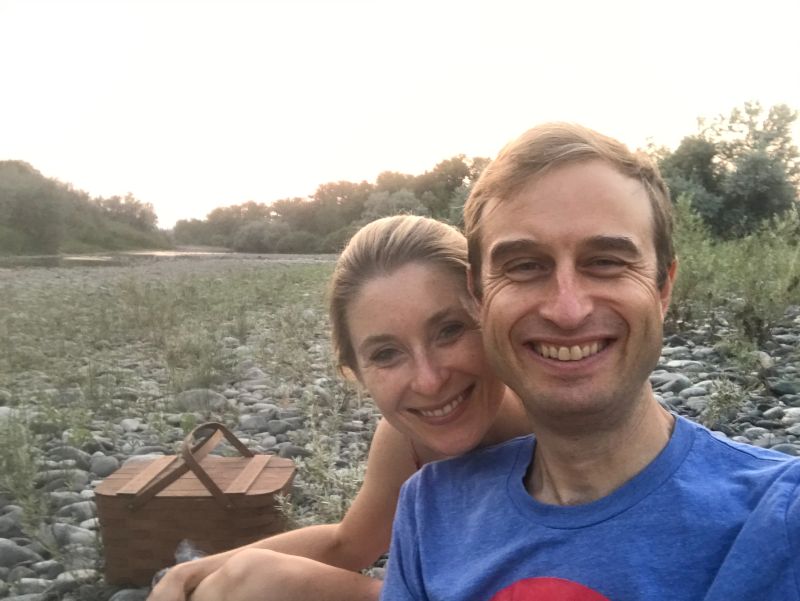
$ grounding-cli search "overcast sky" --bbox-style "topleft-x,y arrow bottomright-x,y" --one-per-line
1,0 -> 799,228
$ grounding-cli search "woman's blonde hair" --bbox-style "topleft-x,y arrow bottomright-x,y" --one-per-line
329,215 -> 468,374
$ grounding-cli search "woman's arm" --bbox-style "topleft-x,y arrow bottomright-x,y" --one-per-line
147,419 -> 418,601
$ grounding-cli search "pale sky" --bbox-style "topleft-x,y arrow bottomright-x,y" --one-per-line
2,0 -> 799,228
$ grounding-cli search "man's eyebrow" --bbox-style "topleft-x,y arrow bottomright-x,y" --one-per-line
583,235 -> 641,255
488,238 -> 540,266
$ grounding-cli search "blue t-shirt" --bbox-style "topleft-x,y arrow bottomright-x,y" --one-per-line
381,416 -> 800,600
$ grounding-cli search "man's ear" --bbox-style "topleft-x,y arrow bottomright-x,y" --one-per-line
467,265 -> 482,306
659,259 -> 678,316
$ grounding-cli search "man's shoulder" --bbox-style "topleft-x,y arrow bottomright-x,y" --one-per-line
681,415 -> 799,467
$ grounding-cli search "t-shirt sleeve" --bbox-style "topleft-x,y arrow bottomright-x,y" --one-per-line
380,476 -> 427,601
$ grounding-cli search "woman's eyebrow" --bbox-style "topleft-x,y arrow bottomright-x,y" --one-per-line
358,333 -> 395,353
426,307 -> 460,328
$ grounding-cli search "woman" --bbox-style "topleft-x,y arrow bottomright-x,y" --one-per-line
148,215 -> 531,601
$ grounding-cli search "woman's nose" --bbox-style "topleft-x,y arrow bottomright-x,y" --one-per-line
410,354 -> 448,397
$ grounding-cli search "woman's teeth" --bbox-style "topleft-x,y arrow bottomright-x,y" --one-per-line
418,393 -> 465,418
535,340 -> 606,361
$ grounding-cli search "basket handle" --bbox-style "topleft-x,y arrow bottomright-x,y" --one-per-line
180,422 -> 254,509
126,422 -> 252,510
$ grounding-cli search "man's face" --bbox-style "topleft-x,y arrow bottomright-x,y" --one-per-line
476,160 -> 675,428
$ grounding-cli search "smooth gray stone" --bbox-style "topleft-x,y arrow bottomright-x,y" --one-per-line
173,389 -> 227,412
8,564 -> 36,581
762,406 -> 785,420
770,380 -> 799,396
55,501 -> 96,522
0,507 -> 24,538
266,420 -> 292,436
31,559 -> 63,579
109,589 -> 150,601
781,408 -> 800,425
0,539 -> 43,568
239,415 -> 271,432
743,427 -> 770,440
90,454 -> 120,477
47,568 -> 100,594
679,386 -> 709,399
277,444 -> 312,459
47,447 -> 91,470
685,397 -> 709,412
770,443 -> 799,456
15,578 -> 51,594
47,492 -> 83,508
49,524 -> 96,547
119,418 -> 142,433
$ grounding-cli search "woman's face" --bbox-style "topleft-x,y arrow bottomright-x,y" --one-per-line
346,262 -> 506,457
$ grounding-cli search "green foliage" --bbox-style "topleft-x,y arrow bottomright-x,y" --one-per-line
658,102 -> 799,238
280,391 -> 366,527
275,230 -> 321,253
702,379 -> 747,429
175,154 -> 489,252
0,414 -> 50,542
670,199 -> 800,343
0,160 -> 167,255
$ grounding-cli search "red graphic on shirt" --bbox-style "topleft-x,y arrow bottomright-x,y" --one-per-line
489,577 -> 611,600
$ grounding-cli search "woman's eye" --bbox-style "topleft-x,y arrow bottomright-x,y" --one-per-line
370,347 -> 400,365
438,322 -> 465,342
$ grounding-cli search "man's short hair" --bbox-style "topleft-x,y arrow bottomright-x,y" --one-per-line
463,122 -> 675,297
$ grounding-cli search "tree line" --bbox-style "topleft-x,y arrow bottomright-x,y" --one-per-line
2,102 -> 797,256
173,155 -> 488,253
0,161 -> 168,255
177,101 -> 799,253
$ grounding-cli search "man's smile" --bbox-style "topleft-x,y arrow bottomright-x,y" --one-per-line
531,340 -> 609,361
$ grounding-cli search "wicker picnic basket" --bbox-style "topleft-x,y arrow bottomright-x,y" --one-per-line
95,422 -> 296,586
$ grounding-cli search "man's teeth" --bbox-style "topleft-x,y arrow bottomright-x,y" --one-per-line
419,393 -> 465,418
535,341 -> 606,361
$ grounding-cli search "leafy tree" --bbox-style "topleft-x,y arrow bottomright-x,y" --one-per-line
98,193 -> 158,231
232,221 -> 290,253
413,155 -> 471,218
375,171 -> 415,194
275,230 -> 319,253
0,161 -> 65,253
362,189 -> 429,220
718,150 -> 798,237
658,102 -> 799,237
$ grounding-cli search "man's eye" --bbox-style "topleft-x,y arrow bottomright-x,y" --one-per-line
505,260 -> 544,280
586,257 -> 626,272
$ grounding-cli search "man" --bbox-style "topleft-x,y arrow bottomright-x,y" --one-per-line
380,123 -> 800,600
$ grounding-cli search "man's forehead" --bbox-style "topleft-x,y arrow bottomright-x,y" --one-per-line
475,161 -> 654,260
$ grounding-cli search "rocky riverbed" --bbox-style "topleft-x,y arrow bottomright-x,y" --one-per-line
0,258 -> 799,600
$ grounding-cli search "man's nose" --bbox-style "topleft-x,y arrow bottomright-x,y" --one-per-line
538,267 -> 593,330
410,353 -> 448,397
